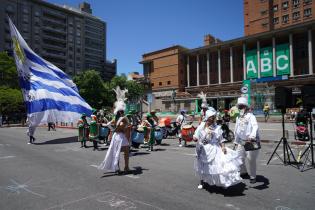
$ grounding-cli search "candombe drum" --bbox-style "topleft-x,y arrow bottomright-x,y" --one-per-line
131,126 -> 145,148
154,126 -> 163,145
181,124 -> 195,142
89,115 -> 98,141
77,119 -> 84,142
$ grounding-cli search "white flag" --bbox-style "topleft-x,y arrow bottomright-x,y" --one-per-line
8,17 -> 92,127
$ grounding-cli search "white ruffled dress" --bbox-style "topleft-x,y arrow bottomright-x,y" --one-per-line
98,117 -> 129,172
194,122 -> 242,188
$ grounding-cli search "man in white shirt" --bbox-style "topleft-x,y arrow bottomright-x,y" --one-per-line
176,110 -> 187,147
234,96 -> 260,184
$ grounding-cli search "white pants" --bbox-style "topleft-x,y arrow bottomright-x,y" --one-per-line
236,144 -> 259,179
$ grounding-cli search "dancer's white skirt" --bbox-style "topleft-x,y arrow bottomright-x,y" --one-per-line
195,144 -> 243,188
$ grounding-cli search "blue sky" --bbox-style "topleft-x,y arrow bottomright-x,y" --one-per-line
49,0 -> 244,75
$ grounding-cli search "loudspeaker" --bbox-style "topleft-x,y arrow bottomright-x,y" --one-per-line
301,85 -> 315,108
275,86 -> 292,109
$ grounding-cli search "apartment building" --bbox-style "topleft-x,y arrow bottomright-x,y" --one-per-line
245,0 -> 315,35
0,0 -> 116,80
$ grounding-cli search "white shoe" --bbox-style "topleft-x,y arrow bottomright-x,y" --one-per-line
197,184 -> 203,189
27,142 -> 31,145
179,144 -> 182,147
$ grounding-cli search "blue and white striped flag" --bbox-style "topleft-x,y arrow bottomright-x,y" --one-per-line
8,17 -> 92,127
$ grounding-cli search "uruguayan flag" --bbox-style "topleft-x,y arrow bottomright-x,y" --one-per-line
8,17 -> 92,127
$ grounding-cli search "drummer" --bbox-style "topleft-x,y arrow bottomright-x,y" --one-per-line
176,110 -> 187,147
150,109 -> 159,125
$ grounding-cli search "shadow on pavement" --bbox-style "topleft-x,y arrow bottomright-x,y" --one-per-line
34,136 -> 77,145
252,175 -> 270,190
132,152 -> 150,156
204,182 -> 247,197
159,143 -> 170,146
101,166 -> 148,178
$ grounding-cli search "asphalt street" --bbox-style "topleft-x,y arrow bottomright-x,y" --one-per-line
0,126 -> 314,210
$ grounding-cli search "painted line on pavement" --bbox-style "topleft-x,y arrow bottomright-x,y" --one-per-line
0,156 -> 16,159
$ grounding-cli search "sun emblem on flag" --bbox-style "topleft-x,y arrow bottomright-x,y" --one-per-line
12,37 -> 26,64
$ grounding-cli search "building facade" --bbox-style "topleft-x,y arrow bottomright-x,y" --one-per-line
0,0 -> 116,80
245,0 -> 315,36
141,45 -> 188,111
141,22 -> 315,113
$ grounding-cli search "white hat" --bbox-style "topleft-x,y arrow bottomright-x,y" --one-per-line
201,103 -> 208,108
203,108 -> 217,122
237,97 -> 249,107
113,86 -> 128,114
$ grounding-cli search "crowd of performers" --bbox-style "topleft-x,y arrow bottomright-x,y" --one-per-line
76,87 -> 261,189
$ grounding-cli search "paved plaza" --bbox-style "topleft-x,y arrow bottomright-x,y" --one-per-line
0,125 -> 314,210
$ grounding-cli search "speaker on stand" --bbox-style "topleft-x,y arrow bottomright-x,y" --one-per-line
299,85 -> 315,171
267,87 -> 297,165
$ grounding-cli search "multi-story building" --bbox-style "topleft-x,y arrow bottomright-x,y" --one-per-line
0,0 -> 116,80
141,45 -> 188,109
245,0 -> 315,36
141,4 -> 315,113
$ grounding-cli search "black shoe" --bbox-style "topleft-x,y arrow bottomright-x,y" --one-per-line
240,173 -> 250,179
250,178 -> 256,184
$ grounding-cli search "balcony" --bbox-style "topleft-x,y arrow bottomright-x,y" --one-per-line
42,25 -> 66,34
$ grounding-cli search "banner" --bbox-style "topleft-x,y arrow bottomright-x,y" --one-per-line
245,43 -> 290,79
276,43 -> 290,75
241,80 -> 251,105
246,49 -> 258,79
260,47 -> 273,77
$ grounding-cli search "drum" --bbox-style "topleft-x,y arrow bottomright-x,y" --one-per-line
181,125 -> 195,142
99,126 -> 109,138
131,130 -> 144,144
154,129 -> 163,141
158,117 -> 172,127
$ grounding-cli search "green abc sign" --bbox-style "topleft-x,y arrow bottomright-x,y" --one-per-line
260,47 -> 273,77
246,49 -> 258,79
276,43 -> 290,75
246,43 -> 290,79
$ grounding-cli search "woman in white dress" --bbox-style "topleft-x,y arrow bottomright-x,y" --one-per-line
98,87 -> 130,173
194,108 -> 242,189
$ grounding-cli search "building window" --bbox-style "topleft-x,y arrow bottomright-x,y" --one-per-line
282,1 -> 289,10
293,11 -> 300,20
167,81 -> 171,85
262,22 -> 268,27
261,10 -> 268,15
304,0 -> 312,4
273,5 -> 278,12
304,8 -> 312,17
151,83 -> 154,87
159,82 -> 162,86
273,17 -> 279,24
282,14 -> 289,23
293,0 -> 300,7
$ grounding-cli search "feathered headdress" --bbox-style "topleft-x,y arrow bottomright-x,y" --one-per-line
113,86 -> 128,114
197,91 -> 208,108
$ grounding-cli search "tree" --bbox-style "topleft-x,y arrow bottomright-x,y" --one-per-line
0,51 -> 19,89
73,70 -> 106,109
0,87 -> 24,115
